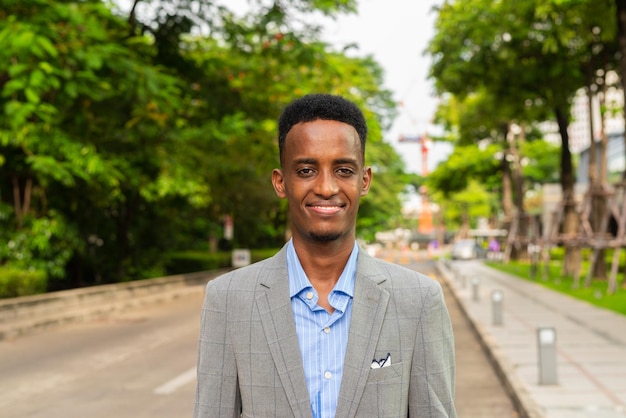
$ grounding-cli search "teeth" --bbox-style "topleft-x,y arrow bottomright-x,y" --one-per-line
311,205 -> 341,211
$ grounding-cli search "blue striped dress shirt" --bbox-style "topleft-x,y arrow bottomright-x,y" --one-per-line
287,240 -> 358,418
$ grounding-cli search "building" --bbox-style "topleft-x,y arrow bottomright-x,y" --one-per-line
576,132 -> 626,185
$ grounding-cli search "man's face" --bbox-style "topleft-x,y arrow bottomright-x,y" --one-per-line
272,119 -> 372,244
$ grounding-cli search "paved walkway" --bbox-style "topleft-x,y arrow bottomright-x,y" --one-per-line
438,260 -> 626,418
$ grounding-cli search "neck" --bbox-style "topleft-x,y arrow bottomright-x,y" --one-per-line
291,236 -> 355,286
291,237 -> 356,315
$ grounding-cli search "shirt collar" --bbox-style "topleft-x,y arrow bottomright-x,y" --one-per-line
287,239 -> 358,298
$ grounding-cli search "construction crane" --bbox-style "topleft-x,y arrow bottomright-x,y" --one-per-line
397,134 -> 431,176
398,133 -> 434,235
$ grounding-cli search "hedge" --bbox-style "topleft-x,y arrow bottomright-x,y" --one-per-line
165,248 -> 280,275
0,268 -> 47,299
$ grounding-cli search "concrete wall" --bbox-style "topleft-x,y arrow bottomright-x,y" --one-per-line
0,269 -> 228,341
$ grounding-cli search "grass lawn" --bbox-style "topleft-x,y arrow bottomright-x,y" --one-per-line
486,259 -> 626,317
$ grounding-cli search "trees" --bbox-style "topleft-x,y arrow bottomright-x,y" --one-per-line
1,0 -> 184,286
0,0 -> 407,292
427,0 -> 616,268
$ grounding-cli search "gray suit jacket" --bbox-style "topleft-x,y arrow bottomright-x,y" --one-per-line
194,246 -> 456,417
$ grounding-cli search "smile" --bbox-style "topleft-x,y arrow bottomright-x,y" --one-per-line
308,204 -> 344,215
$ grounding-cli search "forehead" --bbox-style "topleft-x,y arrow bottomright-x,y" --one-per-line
283,120 -> 363,159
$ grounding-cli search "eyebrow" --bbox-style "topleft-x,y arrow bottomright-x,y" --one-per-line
292,157 -> 360,166
293,158 -> 317,165
334,158 -> 360,165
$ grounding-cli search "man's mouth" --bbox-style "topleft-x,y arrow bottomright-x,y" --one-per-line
308,203 -> 344,215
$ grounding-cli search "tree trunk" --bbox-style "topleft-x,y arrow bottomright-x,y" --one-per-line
617,0 -> 626,181
459,203 -> 470,239
555,106 -> 579,275
11,176 -> 32,230
587,84 -> 606,278
501,153 -> 514,220
501,124 -> 514,221
12,176 -> 22,229
590,83 -> 609,279
587,86 -> 598,187
509,127 -> 528,260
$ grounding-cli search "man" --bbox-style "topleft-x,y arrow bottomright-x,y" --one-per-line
194,94 -> 456,417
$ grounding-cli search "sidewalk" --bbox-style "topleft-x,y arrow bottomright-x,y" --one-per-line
438,260 -> 626,418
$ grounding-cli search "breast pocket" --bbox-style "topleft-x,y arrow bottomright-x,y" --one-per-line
358,362 -> 409,417
367,361 -> 403,383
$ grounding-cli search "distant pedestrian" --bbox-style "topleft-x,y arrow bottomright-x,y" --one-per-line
488,238 -> 501,260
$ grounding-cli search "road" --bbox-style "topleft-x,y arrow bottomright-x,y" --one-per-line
0,256 -> 518,417
0,291 -> 203,418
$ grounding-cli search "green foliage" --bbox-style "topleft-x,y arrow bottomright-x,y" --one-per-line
165,251 -> 233,274
425,0 -> 614,242
427,144 -> 501,196
250,248 -> 281,263
0,207 -> 81,279
358,128 -> 408,241
165,248 -> 280,274
432,180 -> 496,230
0,267 -> 47,298
0,0 -> 409,291
520,140 -> 560,184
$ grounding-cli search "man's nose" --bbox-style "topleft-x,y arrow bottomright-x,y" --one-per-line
314,171 -> 339,197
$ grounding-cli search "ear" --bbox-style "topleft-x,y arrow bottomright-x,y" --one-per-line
360,166 -> 372,196
272,168 -> 287,198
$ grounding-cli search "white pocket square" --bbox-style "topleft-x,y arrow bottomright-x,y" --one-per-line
370,353 -> 391,369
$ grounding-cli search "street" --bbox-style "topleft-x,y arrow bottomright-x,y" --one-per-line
0,254 -> 518,417
0,291 -> 203,418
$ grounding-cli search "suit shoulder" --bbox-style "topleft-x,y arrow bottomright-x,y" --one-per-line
369,257 -> 440,287
361,259 -> 443,307
206,253 -> 281,291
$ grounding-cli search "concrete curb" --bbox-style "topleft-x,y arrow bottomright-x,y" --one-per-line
0,269 -> 229,341
436,260 -> 545,418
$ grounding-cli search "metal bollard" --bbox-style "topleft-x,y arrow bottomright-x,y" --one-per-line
537,327 -> 558,385
491,290 -> 503,325
471,277 -> 480,301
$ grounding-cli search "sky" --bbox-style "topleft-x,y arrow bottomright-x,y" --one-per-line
318,0 -> 451,175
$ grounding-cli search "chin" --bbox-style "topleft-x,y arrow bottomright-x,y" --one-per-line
308,231 -> 342,242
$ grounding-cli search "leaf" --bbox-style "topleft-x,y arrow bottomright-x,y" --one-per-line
25,155 -> 75,186
64,81 -> 78,98
24,87 -> 40,104
35,35 -> 58,58
1,79 -> 26,96
12,30 -> 35,50
38,62 -> 55,74
7,63 -> 30,78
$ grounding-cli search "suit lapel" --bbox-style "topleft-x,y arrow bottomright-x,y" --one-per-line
335,253 -> 390,418
255,248 -> 313,418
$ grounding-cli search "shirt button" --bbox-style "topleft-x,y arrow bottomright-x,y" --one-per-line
324,371 -> 332,379
306,291 -> 314,300
324,327 -> 331,334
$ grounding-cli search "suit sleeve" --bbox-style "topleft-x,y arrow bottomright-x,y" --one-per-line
409,280 -> 457,417
193,279 -> 241,418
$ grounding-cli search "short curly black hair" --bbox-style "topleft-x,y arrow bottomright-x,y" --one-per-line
277,94 -> 367,164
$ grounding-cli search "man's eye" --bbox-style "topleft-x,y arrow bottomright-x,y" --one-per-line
298,168 -> 314,176
337,168 -> 355,176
